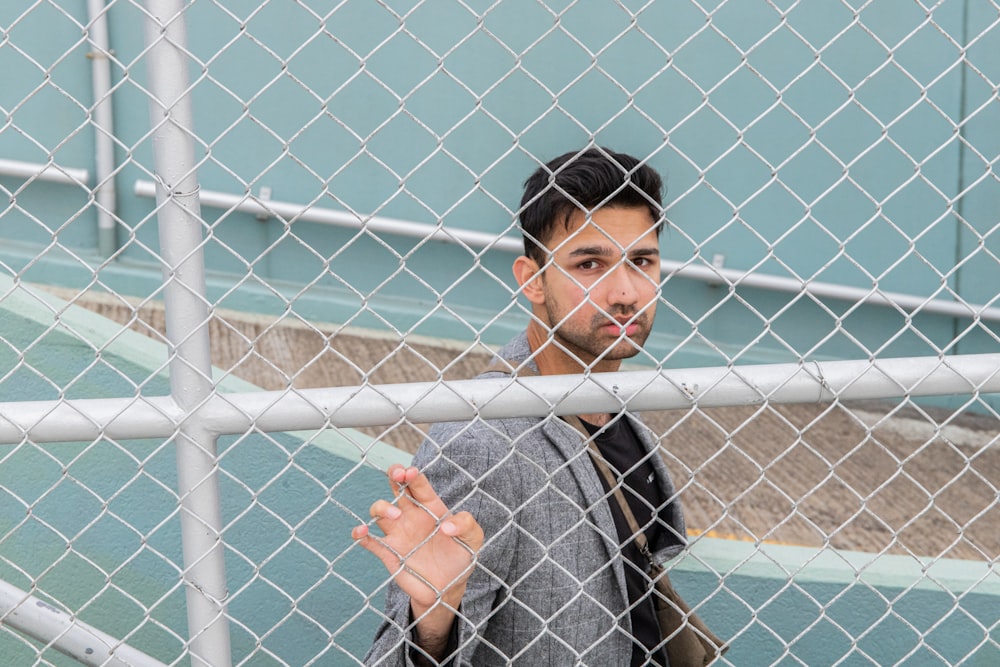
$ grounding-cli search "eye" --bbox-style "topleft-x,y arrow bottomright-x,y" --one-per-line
577,260 -> 602,271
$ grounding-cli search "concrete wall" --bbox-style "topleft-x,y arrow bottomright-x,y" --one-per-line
1,1 -> 998,375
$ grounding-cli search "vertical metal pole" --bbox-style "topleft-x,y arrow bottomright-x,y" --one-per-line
142,3 -> 232,666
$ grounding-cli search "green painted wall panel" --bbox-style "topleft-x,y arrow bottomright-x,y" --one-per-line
673,539 -> 1000,666
0,281 -> 400,663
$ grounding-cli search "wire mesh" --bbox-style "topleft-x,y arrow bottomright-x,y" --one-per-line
0,1 -> 998,665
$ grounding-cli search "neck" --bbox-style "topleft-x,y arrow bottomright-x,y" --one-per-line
524,322 -> 618,427
579,412 -> 612,427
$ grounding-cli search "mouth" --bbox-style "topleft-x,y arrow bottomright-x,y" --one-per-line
603,319 -> 640,337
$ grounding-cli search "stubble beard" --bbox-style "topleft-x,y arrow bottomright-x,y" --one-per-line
544,302 -> 653,365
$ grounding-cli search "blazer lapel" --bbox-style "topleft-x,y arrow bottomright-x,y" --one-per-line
540,416 -> 631,610
483,339 -> 633,613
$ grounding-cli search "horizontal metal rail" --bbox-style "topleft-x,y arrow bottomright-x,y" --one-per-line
133,180 -> 1000,322
0,579 -> 167,667
2,353 -> 998,445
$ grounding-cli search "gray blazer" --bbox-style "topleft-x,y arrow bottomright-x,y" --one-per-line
365,332 -> 686,666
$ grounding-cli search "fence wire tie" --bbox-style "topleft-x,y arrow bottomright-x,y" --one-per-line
812,360 -> 831,402
188,581 -> 230,606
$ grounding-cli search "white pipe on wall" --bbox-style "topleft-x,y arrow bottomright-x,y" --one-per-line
0,1 -> 120,257
132,180 -> 1000,323
132,179 -> 523,253
86,0 -> 119,257
1,353 -> 997,445
0,158 -> 89,185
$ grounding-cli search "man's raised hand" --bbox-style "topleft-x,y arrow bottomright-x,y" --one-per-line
352,464 -> 483,655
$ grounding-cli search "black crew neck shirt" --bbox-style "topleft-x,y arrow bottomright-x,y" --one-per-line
580,416 -> 669,667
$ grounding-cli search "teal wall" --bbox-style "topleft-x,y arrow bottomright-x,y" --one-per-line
674,539 -> 1000,666
0,1 -> 998,371
0,278 -> 409,664
0,283 -> 996,663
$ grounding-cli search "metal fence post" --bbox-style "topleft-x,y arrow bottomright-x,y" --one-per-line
142,2 -> 232,666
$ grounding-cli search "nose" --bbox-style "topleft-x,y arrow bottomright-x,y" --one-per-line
604,261 -> 641,307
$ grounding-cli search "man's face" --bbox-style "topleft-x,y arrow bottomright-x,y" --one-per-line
531,205 -> 660,366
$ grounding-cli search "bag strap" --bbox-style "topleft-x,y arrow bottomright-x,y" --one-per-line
582,430 -> 657,563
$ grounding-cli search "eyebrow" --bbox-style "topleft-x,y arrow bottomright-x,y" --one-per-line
567,245 -> 660,258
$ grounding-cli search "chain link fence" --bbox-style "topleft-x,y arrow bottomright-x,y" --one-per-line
1,0 -> 998,665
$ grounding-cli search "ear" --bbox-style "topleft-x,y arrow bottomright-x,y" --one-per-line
513,255 -> 545,305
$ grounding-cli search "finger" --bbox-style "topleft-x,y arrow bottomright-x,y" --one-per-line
353,528 -> 440,599
396,467 -> 447,515
385,463 -> 407,496
388,466 -> 441,516
352,527 -> 403,573
441,510 -> 485,552
368,499 -> 402,534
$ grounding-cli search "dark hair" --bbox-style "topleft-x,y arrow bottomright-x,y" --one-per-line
518,147 -> 664,263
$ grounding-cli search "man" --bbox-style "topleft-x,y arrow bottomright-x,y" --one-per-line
353,147 -> 687,665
